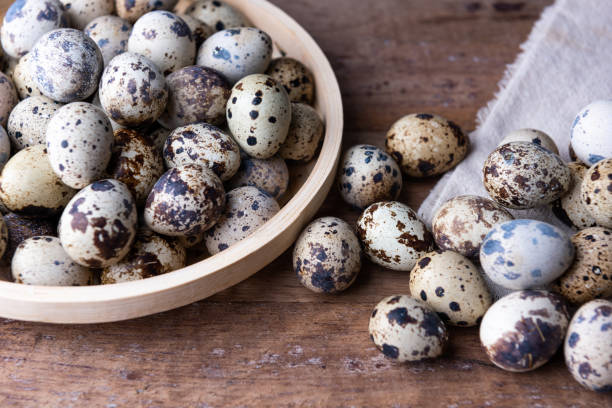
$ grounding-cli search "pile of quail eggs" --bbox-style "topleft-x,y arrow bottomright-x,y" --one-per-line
0,0 -> 324,285
292,103 -> 611,392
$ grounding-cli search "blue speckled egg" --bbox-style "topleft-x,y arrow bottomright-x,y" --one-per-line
570,100 -> 612,166
480,219 -> 574,290
84,15 -> 132,66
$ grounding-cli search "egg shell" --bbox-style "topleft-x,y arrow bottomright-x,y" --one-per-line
0,71 -> 18,127
99,52 -> 168,127
552,162 -> 597,229
106,128 -> 164,206
148,125 -> 170,151
570,100 -> 612,165
279,103 -> 323,162
385,113 -> 469,177
91,91 -> 123,131
116,0 -> 177,23
7,96 -> 62,150
205,186 -> 279,255
409,250 -> 492,327
59,179 -> 137,267
0,216 -> 8,258
552,227 -> 612,305
564,299 -> 612,392
12,53 -> 44,99
30,28 -> 103,102
480,290 -> 569,372
186,0 -> 249,32
159,65 -> 231,129
101,228 -> 186,283
483,142 -> 571,209
226,74 -> 291,159
581,158 -> 612,228
2,212 -> 57,261
369,295 -> 448,362
0,127 -> 11,170
356,201 -> 434,271
499,128 -> 559,155
227,154 -> 288,199
432,195 -> 514,258
128,11 -> 195,76
293,216 -> 361,294
1,0 -> 69,59
60,0 -> 115,30
197,28 -> 272,84
144,164 -> 225,237
179,14 -> 213,47
480,219 -> 574,290
163,123 -> 240,181
46,102 -> 114,189
265,57 -> 315,105
84,15 -> 132,66
337,144 -> 402,209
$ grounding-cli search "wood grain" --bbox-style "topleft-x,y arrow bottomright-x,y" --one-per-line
1,0 -> 611,406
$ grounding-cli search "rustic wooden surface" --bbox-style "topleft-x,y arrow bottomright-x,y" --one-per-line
1,0 -> 611,406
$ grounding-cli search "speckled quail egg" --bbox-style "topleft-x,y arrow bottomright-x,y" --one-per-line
483,142 -> 571,209
7,96 -> 62,150
144,164 -> 225,237
186,0 -> 249,32
0,216 -> 7,258
127,11 -> 195,76
91,91 -> 123,131
266,57 -> 315,105
98,52 -> 168,127
552,227 -> 612,305
571,100 -> 612,165
356,201 -> 434,271
0,127 -> 11,170
480,219 -> 574,290
552,162 -> 597,229
0,144 -> 76,216
226,74 -> 291,158
179,14 -> 213,47
337,144 -> 402,209
46,102 -> 114,189
59,179 -> 137,267
30,28 -> 103,102
197,28 -> 272,84
432,195 -> 514,258
101,228 -> 186,283
565,299 -> 612,392
205,186 -> 279,255
159,65 -> 230,129
293,216 -> 361,294
1,0 -> 69,58
12,53 -> 44,99
177,231 -> 205,250
116,0 -> 177,23
581,158 -> 612,228
60,0 -> 115,30
278,103 -> 323,162
148,125 -> 170,151
369,295 -> 448,362
84,15 -> 132,66
480,290 -> 569,372
163,123 -> 240,181
106,128 -> 164,206
499,128 -> 559,155
385,113 -> 469,177
409,250 -> 492,327
227,153 -> 289,199
2,212 -> 56,261
0,71 -> 18,127
12,236 -> 92,285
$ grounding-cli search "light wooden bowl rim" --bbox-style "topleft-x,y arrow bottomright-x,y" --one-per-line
0,0 -> 343,323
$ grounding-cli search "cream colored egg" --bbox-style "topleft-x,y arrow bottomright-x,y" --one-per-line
8,96 -> 62,150
499,128 -> 559,154
115,0 -> 177,23
266,57 -> 315,105
581,158 -> 612,228
0,71 -> 18,127
60,0 -> 115,30
552,162 -> 597,229
12,53 -> 43,99
279,103 -> 323,162
84,15 -> 132,66
227,154 -> 288,199
186,0 -> 249,32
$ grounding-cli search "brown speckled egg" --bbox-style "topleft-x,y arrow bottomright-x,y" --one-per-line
106,128 -> 164,206
293,216 -> 361,294
385,113 -> 469,177
144,164 -> 225,237
356,201 -> 434,271
60,0 -> 115,30
0,71 -> 18,127
227,154 -> 288,199
483,142 -> 571,209
337,144 -> 402,209
369,295 -> 448,362
479,290 -> 569,372
164,123 -> 240,182
432,195 -> 514,258
265,57 -> 315,105
409,250 -> 493,327
12,53 -> 43,99
205,186 -> 279,255
84,15 -> 132,66
552,162 -> 597,229
279,103 -> 323,162
59,179 -> 137,267
7,96 -> 62,150
581,158 -> 612,228
179,14 -> 213,47
2,213 -> 56,261
159,65 -> 230,129
552,227 -> 612,305
0,216 -> 7,258
186,0 -> 250,32
101,228 -> 186,283
148,125 -> 171,152
116,0 -> 177,23
499,128 -> 559,155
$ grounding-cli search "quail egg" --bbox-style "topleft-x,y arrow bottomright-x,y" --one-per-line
7,96 -> 62,150
499,128 -> 559,155
179,14 -> 213,47
0,71 -> 18,127
227,154 -> 288,199
12,53 -> 44,99
84,15 -> 132,66
2,212 -> 56,261
148,125 -> 170,152
60,0 -> 115,30
570,100 -> 612,165
116,0 -> 177,23
266,57 -> 315,105
0,127 -> 11,170
186,0 -> 249,32
581,158 -> 612,228
278,103 -> 323,162
552,162 -> 597,229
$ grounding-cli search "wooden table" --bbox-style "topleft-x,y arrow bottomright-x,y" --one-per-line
1,0 -> 611,406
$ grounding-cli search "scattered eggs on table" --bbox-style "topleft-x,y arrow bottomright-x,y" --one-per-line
278,103 -> 324,162
186,0 -> 250,32
581,158 -> 612,228
84,15 -> 132,66
552,162 -> 597,229
266,57 -> 315,105
498,128 -> 559,155
227,153 -> 289,200
570,100 -> 612,165
7,96 -> 62,150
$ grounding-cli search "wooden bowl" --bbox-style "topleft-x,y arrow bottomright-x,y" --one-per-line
0,0 -> 343,323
